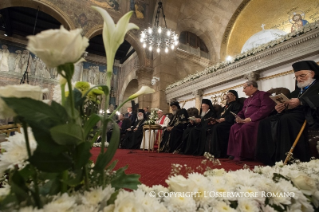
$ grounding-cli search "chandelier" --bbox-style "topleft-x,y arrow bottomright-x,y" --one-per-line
139,0 -> 178,53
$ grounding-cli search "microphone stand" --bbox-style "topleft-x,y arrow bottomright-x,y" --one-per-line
20,7 -> 39,84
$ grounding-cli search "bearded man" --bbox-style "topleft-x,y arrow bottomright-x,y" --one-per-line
184,99 -> 217,156
256,61 -> 319,165
122,109 -> 146,149
206,90 -> 242,158
160,101 -> 188,153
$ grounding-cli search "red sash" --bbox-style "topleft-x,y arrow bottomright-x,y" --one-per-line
154,115 -> 165,149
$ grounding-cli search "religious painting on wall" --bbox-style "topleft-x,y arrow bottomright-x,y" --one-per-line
289,11 -> 309,32
130,0 -> 146,19
89,0 -> 120,11
0,40 -> 56,79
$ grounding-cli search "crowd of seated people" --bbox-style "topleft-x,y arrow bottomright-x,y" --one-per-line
112,60 -> 319,165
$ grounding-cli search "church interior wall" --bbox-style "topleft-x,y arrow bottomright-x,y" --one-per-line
175,54 -> 319,109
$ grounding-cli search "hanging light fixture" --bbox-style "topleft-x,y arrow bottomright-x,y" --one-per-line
140,0 -> 178,53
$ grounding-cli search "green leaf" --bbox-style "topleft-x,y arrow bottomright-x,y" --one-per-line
31,128 -> 67,155
2,97 -> 64,129
84,114 -> 101,139
273,173 -> 290,183
51,101 -> 69,122
107,190 -> 119,205
106,160 -> 118,171
29,150 -> 72,172
93,119 -> 120,171
90,131 -> 101,145
111,166 -> 141,190
50,123 -> 84,146
18,164 -> 35,181
10,171 -> 30,202
74,142 -> 92,169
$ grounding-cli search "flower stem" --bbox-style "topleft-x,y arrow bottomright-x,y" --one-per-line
99,55 -> 114,187
84,165 -> 89,190
61,84 -> 66,106
61,170 -> 68,193
21,121 -> 42,208
67,78 -> 76,120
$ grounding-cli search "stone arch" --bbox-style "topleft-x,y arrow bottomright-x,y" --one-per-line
118,69 -> 138,107
0,0 -> 76,30
220,0 -> 250,60
120,78 -> 139,113
85,26 -> 147,67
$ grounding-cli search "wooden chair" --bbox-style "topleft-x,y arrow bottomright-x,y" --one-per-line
0,124 -> 21,137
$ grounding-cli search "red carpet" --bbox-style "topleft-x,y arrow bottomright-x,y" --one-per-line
90,148 -> 263,187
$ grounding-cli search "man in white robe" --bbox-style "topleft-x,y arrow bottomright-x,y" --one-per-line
140,110 -> 170,150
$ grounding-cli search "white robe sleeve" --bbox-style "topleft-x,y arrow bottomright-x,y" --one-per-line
161,117 -> 170,128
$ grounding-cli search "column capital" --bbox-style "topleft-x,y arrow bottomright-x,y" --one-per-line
244,71 -> 260,81
192,89 -> 204,97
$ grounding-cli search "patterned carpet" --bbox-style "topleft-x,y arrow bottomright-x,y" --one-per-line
90,147 -> 263,187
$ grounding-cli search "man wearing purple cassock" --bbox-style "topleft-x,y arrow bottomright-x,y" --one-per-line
227,80 -> 275,161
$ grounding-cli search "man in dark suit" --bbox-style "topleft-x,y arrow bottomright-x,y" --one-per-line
121,109 -> 146,149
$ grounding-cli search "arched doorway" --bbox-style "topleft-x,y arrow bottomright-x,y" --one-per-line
0,0 -> 75,30
121,79 -> 139,114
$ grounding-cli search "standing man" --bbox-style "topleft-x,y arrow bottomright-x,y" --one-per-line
206,90 -> 242,158
227,80 -> 275,161
256,61 -> 319,165
160,101 -> 188,153
143,107 -> 150,119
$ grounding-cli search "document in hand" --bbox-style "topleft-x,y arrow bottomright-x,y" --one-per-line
269,93 -> 290,105
230,111 -> 244,122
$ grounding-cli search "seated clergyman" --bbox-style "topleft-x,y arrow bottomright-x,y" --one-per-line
256,61 -> 319,165
140,109 -> 170,150
183,99 -> 217,156
160,101 -> 188,153
205,90 -> 243,158
121,109 -> 146,149
227,80 -> 275,161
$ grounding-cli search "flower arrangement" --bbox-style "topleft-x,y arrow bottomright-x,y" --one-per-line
166,21 -> 319,91
145,108 -> 159,125
0,6 -> 155,211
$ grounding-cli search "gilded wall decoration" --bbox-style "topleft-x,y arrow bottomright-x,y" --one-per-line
225,0 -> 319,57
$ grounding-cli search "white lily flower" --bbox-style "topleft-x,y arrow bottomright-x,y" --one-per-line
128,86 -> 155,100
92,6 -> 139,84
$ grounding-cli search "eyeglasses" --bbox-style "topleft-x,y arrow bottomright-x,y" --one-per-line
243,85 -> 250,89
293,73 -> 309,79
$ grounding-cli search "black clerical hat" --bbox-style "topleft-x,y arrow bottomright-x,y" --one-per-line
201,99 -> 214,113
202,99 -> 212,105
170,101 -> 181,109
292,61 -> 319,79
228,90 -> 238,99
138,109 -> 145,113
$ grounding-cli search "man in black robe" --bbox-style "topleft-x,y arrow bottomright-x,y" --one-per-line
159,101 -> 189,153
175,115 -> 200,154
122,109 -> 146,149
205,90 -> 242,158
184,99 -> 217,156
256,61 -> 319,165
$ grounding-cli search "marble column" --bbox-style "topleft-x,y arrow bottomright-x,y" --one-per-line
192,89 -> 203,111
136,67 -> 152,109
